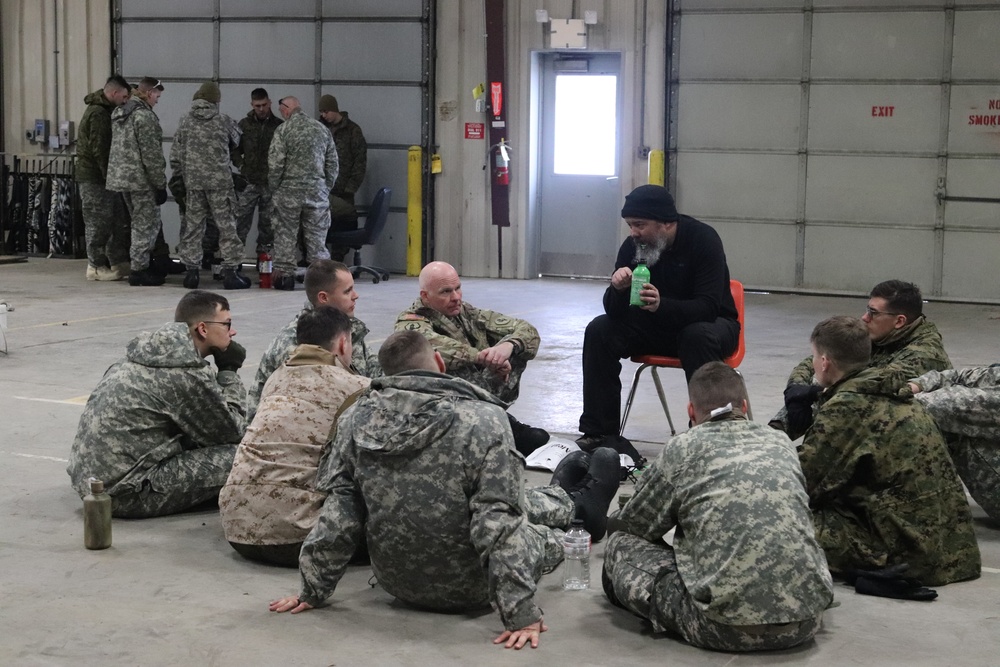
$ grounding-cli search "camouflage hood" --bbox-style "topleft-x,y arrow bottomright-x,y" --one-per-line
822,365 -> 910,405
189,98 -> 219,121
111,96 -> 149,125
84,89 -> 115,110
351,371 -> 506,456
125,322 -> 206,370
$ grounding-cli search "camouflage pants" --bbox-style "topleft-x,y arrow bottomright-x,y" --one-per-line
271,191 -> 331,275
603,532 -> 822,652
111,444 -> 237,519
122,190 -> 162,272
179,189 -> 244,269
451,356 -> 528,404
948,435 -> 1000,523
80,182 -> 130,268
234,183 -> 275,249
524,484 -> 576,575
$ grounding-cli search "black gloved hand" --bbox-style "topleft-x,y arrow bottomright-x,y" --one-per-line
154,188 -> 168,206
844,563 -> 938,601
232,173 -> 248,193
212,340 -> 246,373
784,383 -> 823,436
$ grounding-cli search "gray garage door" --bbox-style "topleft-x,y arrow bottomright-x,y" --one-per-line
670,1 -> 1000,300
113,0 -> 434,271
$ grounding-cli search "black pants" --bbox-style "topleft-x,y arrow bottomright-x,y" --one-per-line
230,541 -> 302,568
579,314 -> 740,436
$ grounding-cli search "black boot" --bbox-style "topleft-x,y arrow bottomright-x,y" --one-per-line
550,450 -> 590,493
183,267 -> 200,290
272,272 -> 295,291
128,269 -> 166,286
151,255 -> 185,276
508,414 -> 550,456
567,447 -> 620,542
222,268 -> 251,290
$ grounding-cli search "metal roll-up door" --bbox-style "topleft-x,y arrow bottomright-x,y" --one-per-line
670,1 -> 1000,301
114,0 -> 434,270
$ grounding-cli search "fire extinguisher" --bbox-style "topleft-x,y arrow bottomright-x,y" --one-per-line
494,139 -> 510,186
258,248 -> 272,289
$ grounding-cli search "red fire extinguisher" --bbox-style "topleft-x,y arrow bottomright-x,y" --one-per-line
258,248 -> 272,289
494,139 -> 510,186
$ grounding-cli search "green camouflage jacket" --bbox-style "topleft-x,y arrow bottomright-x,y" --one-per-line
67,322 -> 247,499
618,417 -> 834,627
323,112 -> 367,198
76,90 -> 117,183
169,99 -> 241,191
800,366 -> 981,586
913,364 -> 1000,439
106,94 -> 166,192
268,108 -> 339,205
234,110 -> 282,186
298,371 -> 543,631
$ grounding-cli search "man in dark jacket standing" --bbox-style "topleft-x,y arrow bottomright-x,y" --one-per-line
78,75 -> 131,281
318,94 -> 367,262
233,88 -> 282,252
577,185 -> 739,455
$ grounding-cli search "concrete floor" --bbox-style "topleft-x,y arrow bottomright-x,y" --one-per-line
1,257 -> 998,666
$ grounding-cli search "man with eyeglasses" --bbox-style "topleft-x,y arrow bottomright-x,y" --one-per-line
771,279 -> 952,439
68,290 -> 249,518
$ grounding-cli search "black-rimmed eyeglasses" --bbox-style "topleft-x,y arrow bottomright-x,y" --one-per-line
864,307 -> 899,318
203,320 -> 232,330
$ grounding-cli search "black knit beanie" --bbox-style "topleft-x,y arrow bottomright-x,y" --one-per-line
620,184 -> 679,223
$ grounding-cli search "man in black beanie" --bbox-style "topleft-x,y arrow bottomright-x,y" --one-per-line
577,184 -> 739,455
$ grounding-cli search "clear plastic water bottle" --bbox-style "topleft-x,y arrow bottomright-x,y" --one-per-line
562,519 -> 591,590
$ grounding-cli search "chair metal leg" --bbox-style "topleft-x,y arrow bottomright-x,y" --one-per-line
619,363 -> 650,437
735,369 -> 752,420
649,367 -> 676,436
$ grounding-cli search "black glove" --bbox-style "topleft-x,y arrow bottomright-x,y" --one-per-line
784,383 -> 823,436
232,173 -> 248,193
154,188 -> 168,206
845,564 -> 938,602
212,340 -> 246,373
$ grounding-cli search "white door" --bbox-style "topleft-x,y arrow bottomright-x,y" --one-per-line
537,53 -> 623,278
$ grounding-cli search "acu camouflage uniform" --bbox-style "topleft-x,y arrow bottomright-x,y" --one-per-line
220,344 -> 370,559
170,99 -> 244,270
107,92 -> 167,272
914,364 -> 1000,523
268,107 -> 339,275
395,300 -> 540,403
77,89 -> 130,269
233,109 -> 282,248
67,322 -> 247,519
604,416 -> 833,652
801,366 -> 981,586
247,306 -> 381,422
297,371 -> 574,631
775,316 -> 952,439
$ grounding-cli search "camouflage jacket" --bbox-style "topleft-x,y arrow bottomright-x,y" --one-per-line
106,93 -> 166,192
220,345 -> 370,546
169,100 -> 241,192
268,108 -> 339,204
322,112 -> 367,198
394,300 -> 540,373
618,417 -> 833,627
247,307 -> 381,421
298,372 -> 542,630
76,90 -> 117,183
800,366 -> 981,585
234,110 -> 282,186
67,322 -> 247,499
913,364 -> 1000,440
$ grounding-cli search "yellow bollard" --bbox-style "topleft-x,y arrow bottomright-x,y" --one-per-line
647,150 -> 665,186
407,146 -> 423,276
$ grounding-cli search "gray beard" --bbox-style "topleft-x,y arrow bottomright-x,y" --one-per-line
633,235 -> 668,268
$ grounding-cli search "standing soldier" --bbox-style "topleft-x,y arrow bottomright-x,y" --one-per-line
170,81 -> 249,290
78,75 -> 132,281
233,88 -> 283,253
268,96 -> 339,291
107,76 -> 168,287
318,94 -> 366,262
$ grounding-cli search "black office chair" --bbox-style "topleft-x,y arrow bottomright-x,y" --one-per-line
327,187 -> 392,284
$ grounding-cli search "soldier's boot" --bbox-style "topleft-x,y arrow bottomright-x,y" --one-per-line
128,268 -> 166,287
183,267 -> 200,290
508,414 -> 550,456
103,263 -> 131,281
566,447 -> 620,542
550,450 -> 590,492
151,254 -> 185,276
86,264 -> 100,281
272,272 -> 295,291
222,268 -> 251,290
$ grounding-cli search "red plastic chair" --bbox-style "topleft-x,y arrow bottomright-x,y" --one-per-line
619,279 -> 749,437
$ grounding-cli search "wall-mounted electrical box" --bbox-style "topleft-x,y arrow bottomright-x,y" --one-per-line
59,120 -> 74,146
33,119 -> 49,143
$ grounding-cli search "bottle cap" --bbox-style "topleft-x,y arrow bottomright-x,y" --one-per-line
618,494 -> 632,507
570,518 -> 584,528
89,477 -> 105,494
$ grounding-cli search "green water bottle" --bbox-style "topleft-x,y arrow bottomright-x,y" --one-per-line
630,263 -> 650,306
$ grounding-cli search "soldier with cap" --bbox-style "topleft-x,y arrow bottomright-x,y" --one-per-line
107,76 -> 170,287
603,362 -> 834,652
67,290 -> 248,518
267,96 -> 339,290
318,94 -> 367,262
170,81 -> 250,290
